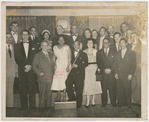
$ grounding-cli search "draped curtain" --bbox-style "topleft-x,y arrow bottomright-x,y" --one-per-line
70,16 -> 89,36
6,16 -> 56,40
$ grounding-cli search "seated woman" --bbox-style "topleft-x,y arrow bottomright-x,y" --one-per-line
51,35 -> 71,102
83,38 -> 102,107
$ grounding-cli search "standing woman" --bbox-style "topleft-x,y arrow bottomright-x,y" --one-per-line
92,29 -> 99,50
42,30 -> 52,52
83,38 -> 102,107
81,28 -> 92,50
51,35 -> 71,102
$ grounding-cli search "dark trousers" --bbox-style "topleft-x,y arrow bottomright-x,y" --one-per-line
101,76 -> 116,106
19,91 -> 35,108
38,82 -> 52,108
117,78 -> 132,107
66,70 -> 84,108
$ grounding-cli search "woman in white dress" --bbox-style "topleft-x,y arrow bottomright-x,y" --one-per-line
51,35 -> 71,102
83,38 -> 102,107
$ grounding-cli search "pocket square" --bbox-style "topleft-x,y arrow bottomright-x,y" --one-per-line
32,48 -> 35,50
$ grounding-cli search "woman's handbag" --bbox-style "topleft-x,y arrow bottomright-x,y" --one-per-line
95,68 -> 102,82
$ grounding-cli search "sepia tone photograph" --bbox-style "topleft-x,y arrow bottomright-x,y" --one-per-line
1,1 -> 148,121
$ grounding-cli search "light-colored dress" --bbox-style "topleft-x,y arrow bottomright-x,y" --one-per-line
51,45 -> 70,91
83,48 -> 102,95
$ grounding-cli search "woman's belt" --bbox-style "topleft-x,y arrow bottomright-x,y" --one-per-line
88,62 -> 97,65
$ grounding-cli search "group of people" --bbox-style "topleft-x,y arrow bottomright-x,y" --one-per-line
6,21 -> 141,110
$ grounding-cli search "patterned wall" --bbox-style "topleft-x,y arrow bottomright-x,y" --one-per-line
70,16 -> 89,35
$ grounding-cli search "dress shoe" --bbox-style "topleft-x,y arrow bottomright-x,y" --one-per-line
85,105 -> 89,108
91,104 -> 96,107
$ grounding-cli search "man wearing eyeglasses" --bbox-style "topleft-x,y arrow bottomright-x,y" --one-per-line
14,30 -> 38,109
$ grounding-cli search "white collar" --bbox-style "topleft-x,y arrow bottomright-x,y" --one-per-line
42,50 -> 48,55
121,47 -> 127,52
104,47 -> 110,52
74,49 -> 79,52
11,31 -> 18,35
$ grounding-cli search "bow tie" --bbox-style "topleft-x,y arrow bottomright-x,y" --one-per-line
13,32 -> 17,35
72,34 -> 77,36
23,42 -> 29,43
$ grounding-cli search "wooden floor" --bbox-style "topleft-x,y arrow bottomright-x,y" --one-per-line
6,104 -> 141,118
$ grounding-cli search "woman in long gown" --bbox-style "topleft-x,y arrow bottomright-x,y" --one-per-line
51,35 -> 71,102
83,38 -> 102,107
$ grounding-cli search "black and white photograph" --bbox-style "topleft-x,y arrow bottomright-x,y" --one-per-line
1,1 -> 148,120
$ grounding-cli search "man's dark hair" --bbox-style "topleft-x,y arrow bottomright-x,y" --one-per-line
120,38 -> 128,43
10,21 -> 19,27
73,40 -> 80,45
99,27 -> 107,33
103,37 -> 110,43
120,22 -> 128,33
21,29 -> 30,35
29,26 -> 36,31
114,32 -> 122,37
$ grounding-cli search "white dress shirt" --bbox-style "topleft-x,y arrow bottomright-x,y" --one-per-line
104,47 -> 110,56
74,49 -> 79,58
11,31 -> 18,43
31,35 -> 35,41
42,50 -> 48,56
72,34 -> 78,41
23,41 -> 29,58
99,35 -> 105,50
121,48 -> 127,58
116,43 -> 119,51
6,44 -> 12,51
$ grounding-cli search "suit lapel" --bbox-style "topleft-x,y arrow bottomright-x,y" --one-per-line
40,51 -> 50,64
20,42 -> 26,58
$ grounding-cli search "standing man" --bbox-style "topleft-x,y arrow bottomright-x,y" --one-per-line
68,24 -> 82,51
112,32 -> 122,52
98,27 -> 114,50
66,41 -> 88,108
107,26 -> 115,39
6,33 -> 18,107
96,38 -> 117,107
9,22 -> 21,44
33,41 -> 55,108
115,38 -> 136,109
29,26 -> 40,45
14,30 -> 38,109
120,22 -> 128,38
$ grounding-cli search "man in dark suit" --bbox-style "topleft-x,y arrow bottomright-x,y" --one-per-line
67,24 -> 82,51
9,22 -> 22,44
29,26 -> 40,45
107,25 -> 115,39
66,41 -> 88,108
33,41 -> 55,108
98,27 -> 114,50
112,32 -> 122,52
115,38 -> 136,109
120,22 -> 128,38
14,30 -> 38,109
96,38 -> 117,107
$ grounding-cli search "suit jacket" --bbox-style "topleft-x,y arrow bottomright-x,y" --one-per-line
6,45 -> 18,82
96,48 -> 117,79
70,50 -> 88,80
111,43 -> 120,52
29,36 -> 41,52
115,48 -> 136,80
67,34 -> 82,51
14,41 -> 39,92
10,31 -> 22,45
33,51 -> 55,82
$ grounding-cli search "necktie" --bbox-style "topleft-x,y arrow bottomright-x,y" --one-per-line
8,45 -> 11,58
45,53 -> 50,62
105,49 -> 108,56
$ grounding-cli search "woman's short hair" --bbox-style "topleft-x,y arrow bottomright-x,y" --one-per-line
86,38 -> 95,45
91,29 -> 99,37
58,34 -> 65,42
